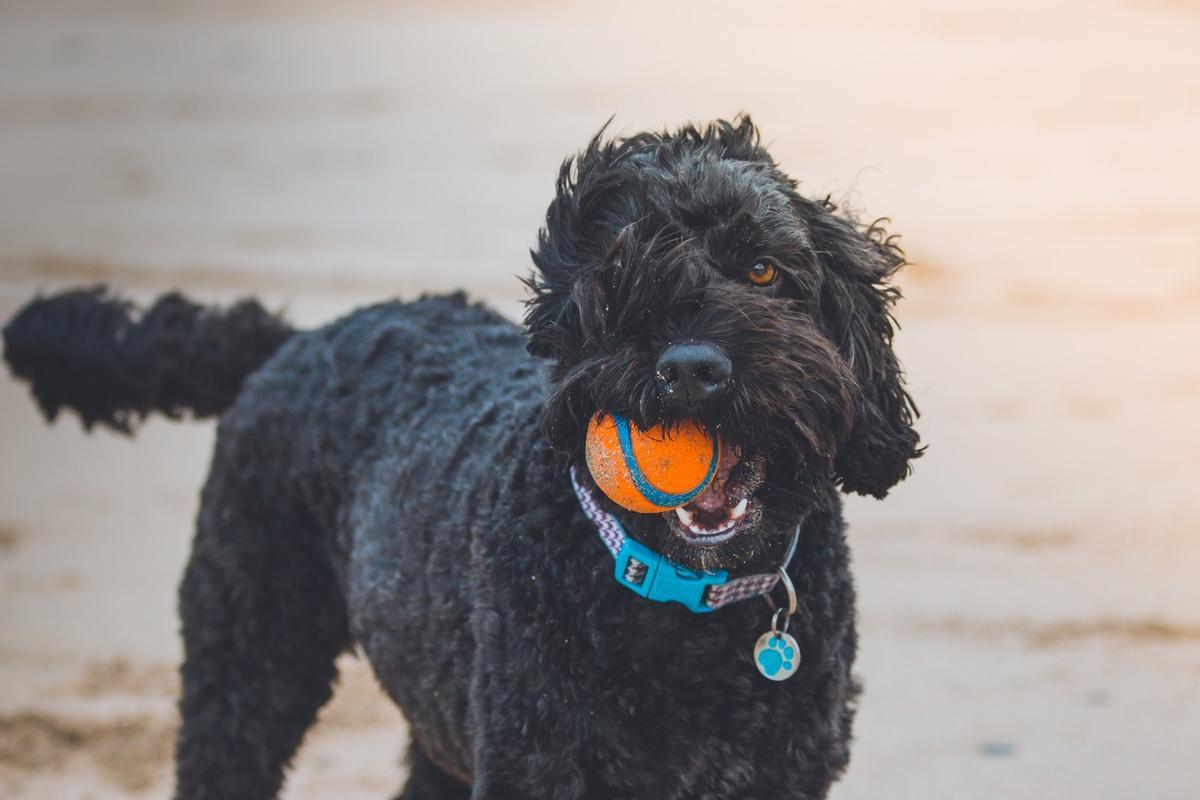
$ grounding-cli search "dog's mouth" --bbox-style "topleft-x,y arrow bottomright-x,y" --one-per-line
666,443 -> 765,547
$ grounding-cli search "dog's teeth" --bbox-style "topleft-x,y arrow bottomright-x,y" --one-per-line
676,503 -> 743,537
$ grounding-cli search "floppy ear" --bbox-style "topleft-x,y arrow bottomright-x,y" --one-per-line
523,124 -> 628,361
523,237 -> 580,362
801,199 -> 922,498
523,153 -> 585,361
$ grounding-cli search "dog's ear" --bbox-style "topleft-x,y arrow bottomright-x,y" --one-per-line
523,241 -> 578,362
524,228 -> 583,362
523,125 -> 628,361
800,199 -> 922,498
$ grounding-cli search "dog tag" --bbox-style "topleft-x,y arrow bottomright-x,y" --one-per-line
754,631 -> 800,681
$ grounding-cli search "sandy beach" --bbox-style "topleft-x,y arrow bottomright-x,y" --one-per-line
1,1 -> 1199,797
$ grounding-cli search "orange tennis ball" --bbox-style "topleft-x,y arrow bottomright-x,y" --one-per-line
584,412 -> 720,514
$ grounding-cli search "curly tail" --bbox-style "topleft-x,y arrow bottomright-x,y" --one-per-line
3,286 -> 294,433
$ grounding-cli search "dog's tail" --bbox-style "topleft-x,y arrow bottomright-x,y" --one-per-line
3,286 -> 294,433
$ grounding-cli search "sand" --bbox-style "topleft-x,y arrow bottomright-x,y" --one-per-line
1,1 -> 1198,797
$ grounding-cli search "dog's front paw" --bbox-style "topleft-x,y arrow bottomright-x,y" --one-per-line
756,635 -> 795,678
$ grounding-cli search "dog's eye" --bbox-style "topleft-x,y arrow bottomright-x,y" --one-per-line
745,261 -> 778,287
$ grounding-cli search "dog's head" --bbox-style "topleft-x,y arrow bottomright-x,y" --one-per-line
525,117 -> 920,571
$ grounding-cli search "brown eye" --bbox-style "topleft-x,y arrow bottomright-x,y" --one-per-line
746,261 -> 778,286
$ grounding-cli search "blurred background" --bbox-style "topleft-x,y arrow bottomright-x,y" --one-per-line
1,1 -> 1198,797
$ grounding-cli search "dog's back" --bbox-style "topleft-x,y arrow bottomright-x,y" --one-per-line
215,292 -> 547,529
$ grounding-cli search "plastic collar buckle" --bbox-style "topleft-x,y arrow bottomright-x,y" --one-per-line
613,536 -> 729,614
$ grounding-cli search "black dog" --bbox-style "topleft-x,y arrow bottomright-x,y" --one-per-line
3,116 -> 919,799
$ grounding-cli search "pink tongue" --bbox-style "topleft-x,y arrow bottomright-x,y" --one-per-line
688,480 -> 728,513
685,442 -> 740,513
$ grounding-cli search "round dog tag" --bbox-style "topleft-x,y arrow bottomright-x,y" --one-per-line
754,631 -> 800,681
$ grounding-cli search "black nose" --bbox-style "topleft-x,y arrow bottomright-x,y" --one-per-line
655,342 -> 732,405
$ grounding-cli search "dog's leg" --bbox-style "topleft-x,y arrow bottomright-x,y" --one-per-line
393,742 -> 472,800
173,467 -> 351,800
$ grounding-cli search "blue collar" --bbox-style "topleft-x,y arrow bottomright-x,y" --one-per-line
570,468 -> 800,614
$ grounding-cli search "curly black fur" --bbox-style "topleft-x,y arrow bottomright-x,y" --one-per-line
4,116 -> 919,800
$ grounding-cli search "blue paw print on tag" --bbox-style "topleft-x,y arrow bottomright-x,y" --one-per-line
757,636 -> 795,677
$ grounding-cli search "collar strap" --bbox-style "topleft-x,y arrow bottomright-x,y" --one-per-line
570,467 -> 799,614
